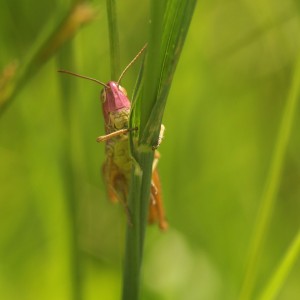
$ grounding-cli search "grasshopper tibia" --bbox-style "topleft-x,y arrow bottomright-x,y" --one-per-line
97,127 -> 138,142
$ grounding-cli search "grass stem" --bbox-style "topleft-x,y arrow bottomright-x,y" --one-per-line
258,229 -> 300,300
239,54 -> 300,300
57,43 -> 83,300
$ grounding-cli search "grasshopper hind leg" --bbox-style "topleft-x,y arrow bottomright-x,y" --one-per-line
149,169 -> 168,230
114,175 -> 133,226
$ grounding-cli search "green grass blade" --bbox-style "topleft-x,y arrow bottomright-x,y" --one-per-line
258,229 -> 300,300
129,55 -> 146,158
139,0 -> 166,139
239,54 -> 300,300
140,0 -> 197,146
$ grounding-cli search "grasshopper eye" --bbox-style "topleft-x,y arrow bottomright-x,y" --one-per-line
118,85 -> 127,96
101,89 -> 106,103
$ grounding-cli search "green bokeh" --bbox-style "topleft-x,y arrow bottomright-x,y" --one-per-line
1,1 -> 300,299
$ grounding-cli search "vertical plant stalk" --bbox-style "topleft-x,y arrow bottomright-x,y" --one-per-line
258,229 -> 300,300
106,0 -> 120,79
122,1 -> 196,300
122,161 -> 143,300
57,45 -> 83,300
121,56 -> 145,300
122,2 -> 165,299
122,152 -> 154,300
239,55 -> 300,300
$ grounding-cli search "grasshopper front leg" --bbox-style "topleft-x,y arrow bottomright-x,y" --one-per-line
96,127 -> 138,142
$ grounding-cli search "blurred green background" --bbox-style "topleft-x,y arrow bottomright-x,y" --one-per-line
1,0 -> 300,299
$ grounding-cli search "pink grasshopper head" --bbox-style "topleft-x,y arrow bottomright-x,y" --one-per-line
101,81 -> 131,129
100,44 -> 147,129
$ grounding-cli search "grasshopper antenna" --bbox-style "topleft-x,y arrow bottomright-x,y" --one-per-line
58,70 -> 109,88
117,43 -> 147,85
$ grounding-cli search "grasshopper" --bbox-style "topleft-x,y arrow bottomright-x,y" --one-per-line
59,45 -> 168,230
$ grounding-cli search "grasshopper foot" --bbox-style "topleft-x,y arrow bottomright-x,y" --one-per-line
152,124 -> 165,150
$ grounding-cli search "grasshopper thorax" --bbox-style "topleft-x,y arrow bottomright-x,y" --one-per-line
101,81 -> 131,130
